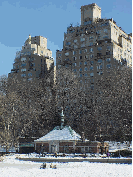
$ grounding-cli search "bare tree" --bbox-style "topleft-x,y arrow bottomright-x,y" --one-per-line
93,66 -> 132,141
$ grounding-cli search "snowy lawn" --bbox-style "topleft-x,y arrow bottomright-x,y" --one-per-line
0,154 -> 132,177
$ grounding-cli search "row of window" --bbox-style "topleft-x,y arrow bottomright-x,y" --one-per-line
20,57 -> 36,61
65,47 -> 110,56
21,57 -> 26,62
21,73 -> 32,77
72,64 -> 111,71
78,73 -> 94,77
65,38 -> 111,49
78,67 -> 94,71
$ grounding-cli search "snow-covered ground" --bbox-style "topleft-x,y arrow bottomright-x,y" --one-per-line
0,154 -> 132,177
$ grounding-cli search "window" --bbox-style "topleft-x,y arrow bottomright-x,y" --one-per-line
90,73 -> 94,77
58,60 -> 61,64
81,43 -> 85,48
65,64 -> 69,68
97,65 -> 103,70
89,42 -> 93,46
89,36 -> 93,40
73,63 -> 77,66
73,69 -> 77,72
90,48 -> 93,52
97,59 -> 103,63
84,61 -> 87,65
41,50 -> 43,54
84,55 -> 88,59
21,68 -> 26,72
107,46 -> 110,49
90,61 -> 94,65
80,74 -> 82,77
106,64 -> 112,69
74,39 -> 77,43
21,63 -> 26,67
106,51 -> 110,55
73,51 -> 76,55
30,62 -> 35,67
96,30 -> 100,34
103,36 -> 108,39
66,42 -> 71,46
80,38 -> 85,42
65,52 -> 69,56
98,71 -> 103,75
58,65 -> 61,69
79,68 -> 82,72
84,20 -> 92,25
30,57 -> 35,62
84,67 -> 88,71
91,85 -> 94,90
73,56 -> 76,61
90,54 -> 93,58
79,56 -> 82,59
84,73 -> 88,77
79,50 -> 82,54
58,53 -> 61,57
28,73 -> 32,77
90,79 -> 94,83
106,58 -> 111,62
28,78 -> 32,81
21,57 -> 26,62
84,49 -> 87,53
79,62 -> 82,66
104,29 -> 108,33
90,66 -> 94,71
97,47 -> 102,51
21,74 -> 26,77
73,45 -> 78,49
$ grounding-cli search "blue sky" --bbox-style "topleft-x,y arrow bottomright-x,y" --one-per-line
0,0 -> 132,76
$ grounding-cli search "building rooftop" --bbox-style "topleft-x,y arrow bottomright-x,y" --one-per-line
34,126 -> 81,142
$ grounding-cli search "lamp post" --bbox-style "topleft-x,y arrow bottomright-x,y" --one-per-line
61,109 -> 64,129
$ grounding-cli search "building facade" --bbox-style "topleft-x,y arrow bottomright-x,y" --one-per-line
34,125 -> 108,154
8,35 -> 54,88
56,3 -> 132,139
7,35 -> 55,138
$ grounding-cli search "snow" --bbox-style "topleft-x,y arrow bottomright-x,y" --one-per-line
0,154 -> 132,177
34,126 -> 81,142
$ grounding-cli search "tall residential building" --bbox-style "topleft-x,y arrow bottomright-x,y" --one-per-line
56,3 -> 132,135
7,35 -> 55,137
8,35 -> 54,88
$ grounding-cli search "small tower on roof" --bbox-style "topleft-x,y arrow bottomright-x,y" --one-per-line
60,109 -> 64,129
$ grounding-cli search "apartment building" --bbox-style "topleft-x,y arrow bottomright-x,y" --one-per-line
8,35 -> 54,89
56,3 -> 132,135
7,35 -> 55,137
